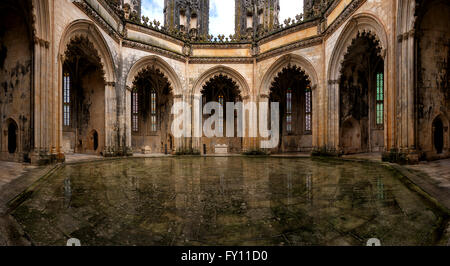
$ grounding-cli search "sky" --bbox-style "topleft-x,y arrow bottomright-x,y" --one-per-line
141,0 -> 304,37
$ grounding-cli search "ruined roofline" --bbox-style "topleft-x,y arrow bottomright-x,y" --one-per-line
80,0 -> 357,55
101,0 -> 338,43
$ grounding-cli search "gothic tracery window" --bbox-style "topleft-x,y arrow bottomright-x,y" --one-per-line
286,88 -> 292,133
63,73 -> 71,127
132,90 -> 139,132
376,72 -> 384,126
151,89 -> 157,132
305,86 -> 312,132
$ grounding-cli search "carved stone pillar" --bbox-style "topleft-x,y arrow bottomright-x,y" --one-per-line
327,80 -> 339,154
31,37 -> 53,164
391,28 -> 418,163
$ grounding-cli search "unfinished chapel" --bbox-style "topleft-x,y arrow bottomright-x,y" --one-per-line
0,0 -> 449,164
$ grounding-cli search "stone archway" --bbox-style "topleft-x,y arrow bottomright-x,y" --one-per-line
338,32 -> 385,154
6,119 -> 19,154
129,66 -> 174,154
58,20 -> 116,157
433,117 -> 444,154
268,65 -> 313,153
200,74 -> 243,154
193,66 -> 250,98
327,13 -> 388,154
431,114 -> 449,158
192,66 -> 251,154
125,56 -> 182,152
60,35 -> 107,156
88,129 -> 99,152
261,54 -> 319,149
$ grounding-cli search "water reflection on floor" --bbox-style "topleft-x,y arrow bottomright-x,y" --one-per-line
11,157 -> 444,246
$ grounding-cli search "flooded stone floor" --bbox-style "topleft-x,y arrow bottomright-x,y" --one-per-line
9,157 -> 447,246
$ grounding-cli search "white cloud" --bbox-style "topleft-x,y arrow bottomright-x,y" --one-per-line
279,0 -> 303,23
141,0 -> 304,35
141,0 -> 164,24
209,0 -> 235,37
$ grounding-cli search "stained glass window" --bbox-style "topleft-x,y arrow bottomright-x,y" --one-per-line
63,73 -> 71,127
151,90 -> 157,132
376,73 -> 384,126
305,87 -> 312,132
286,88 -> 292,133
132,91 -> 139,132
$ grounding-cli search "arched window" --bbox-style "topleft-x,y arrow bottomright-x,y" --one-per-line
132,90 -> 139,132
151,89 -> 157,132
305,86 -> 312,132
218,94 -> 224,135
286,88 -> 292,133
376,72 -> 384,126
63,73 -> 71,127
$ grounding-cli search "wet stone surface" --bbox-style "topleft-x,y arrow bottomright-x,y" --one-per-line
10,157 -> 445,246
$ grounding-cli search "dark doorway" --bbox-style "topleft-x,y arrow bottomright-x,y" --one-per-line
8,121 -> 18,154
93,131 -> 99,151
433,118 -> 444,154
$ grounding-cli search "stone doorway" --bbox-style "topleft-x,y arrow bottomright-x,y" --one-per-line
61,36 -> 105,156
433,117 -> 444,154
339,32 -> 385,154
7,119 -> 18,154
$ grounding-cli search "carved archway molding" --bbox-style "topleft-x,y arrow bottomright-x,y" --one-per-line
326,13 -> 389,151
193,66 -> 251,98
126,55 -> 182,95
58,19 -> 116,83
328,12 -> 389,82
260,53 -> 319,97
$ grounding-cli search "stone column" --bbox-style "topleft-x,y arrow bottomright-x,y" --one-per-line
311,84 -> 319,150
257,94 -> 270,151
172,94 -> 186,152
124,86 -> 132,151
243,95 -> 257,151
394,29 -> 418,162
31,37 -> 52,164
103,82 -> 118,156
192,94 -> 202,152
327,80 -> 339,154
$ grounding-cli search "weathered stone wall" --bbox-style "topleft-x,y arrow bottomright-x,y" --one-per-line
0,2 -> 32,162
417,0 -> 450,159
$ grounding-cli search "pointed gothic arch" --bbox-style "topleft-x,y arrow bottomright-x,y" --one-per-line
260,54 -> 319,97
327,13 -> 389,153
58,20 -> 116,83
193,66 -> 250,98
58,20 -> 116,156
126,55 -> 182,96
